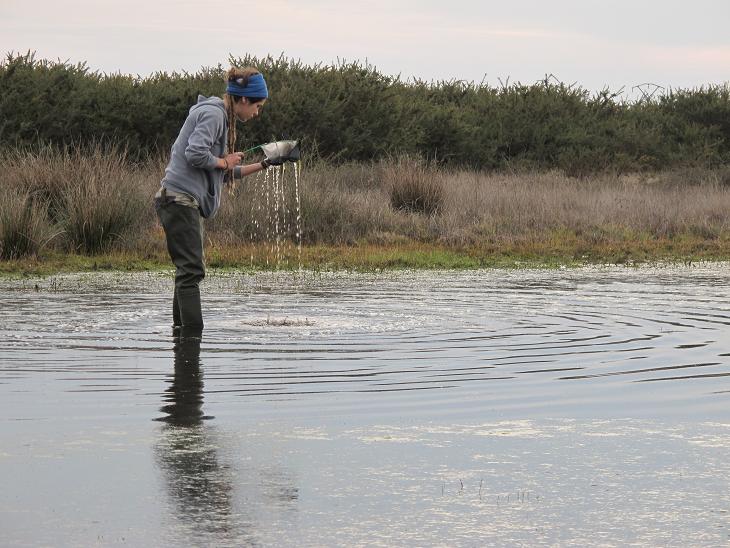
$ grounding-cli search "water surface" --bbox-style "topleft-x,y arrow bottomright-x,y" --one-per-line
1,266 -> 729,546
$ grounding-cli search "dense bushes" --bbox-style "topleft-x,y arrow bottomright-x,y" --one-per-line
1,52 -> 729,171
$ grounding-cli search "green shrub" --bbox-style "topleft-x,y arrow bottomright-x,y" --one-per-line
2,52 -> 729,173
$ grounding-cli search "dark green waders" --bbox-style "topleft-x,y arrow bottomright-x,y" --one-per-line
156,198 -> 206,336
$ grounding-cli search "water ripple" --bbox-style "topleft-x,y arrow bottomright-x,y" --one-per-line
1,266 -> 730,419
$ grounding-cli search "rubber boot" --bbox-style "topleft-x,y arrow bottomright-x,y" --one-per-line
177,286 -> 204,333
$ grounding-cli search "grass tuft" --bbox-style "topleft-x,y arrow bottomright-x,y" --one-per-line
56,145 -> 152,253
1,144 -> 156,254
383,156 -> 445,216
0,188 -> 56,260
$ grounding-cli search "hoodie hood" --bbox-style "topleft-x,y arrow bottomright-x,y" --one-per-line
191,94 -> 226,115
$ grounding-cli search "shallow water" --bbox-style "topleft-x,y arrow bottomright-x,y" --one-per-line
1,266 -> 729,546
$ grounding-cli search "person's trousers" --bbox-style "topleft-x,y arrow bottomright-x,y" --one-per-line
156,201 -> 205,331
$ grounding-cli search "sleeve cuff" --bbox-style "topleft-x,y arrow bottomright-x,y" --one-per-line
206,154 -> 220,171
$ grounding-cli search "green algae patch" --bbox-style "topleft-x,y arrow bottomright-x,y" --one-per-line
3,234 -> 730,277
0,251 -> 170,278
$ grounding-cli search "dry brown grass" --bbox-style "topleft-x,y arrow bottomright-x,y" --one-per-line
1,145 -> 158,254
2,145 -> 730,263
381,156 -> 445,216
0,188 -> 56,259
435,169 -> 730,246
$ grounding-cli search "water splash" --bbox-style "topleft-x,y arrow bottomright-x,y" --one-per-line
264,167 -> 272,267
247,162 -> 304,270
294,162 -> 302,270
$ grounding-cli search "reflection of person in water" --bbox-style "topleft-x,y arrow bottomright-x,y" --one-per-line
159,334 -> 209,425
155,334 -> 300,544
154,334 -> 242,544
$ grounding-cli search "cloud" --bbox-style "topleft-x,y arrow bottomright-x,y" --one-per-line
1,0 -> 728,91
644,45 -> 730,69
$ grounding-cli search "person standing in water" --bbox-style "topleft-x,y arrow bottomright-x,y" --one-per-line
155,67 -> 294,336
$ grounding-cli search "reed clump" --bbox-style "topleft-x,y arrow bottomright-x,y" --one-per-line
0,188 -> 55,259
0,145 -> 157,255
382,156 -> 445,216
56,147 -> 151,253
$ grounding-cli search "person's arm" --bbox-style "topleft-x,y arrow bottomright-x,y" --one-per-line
228,146 -> 299,180
185,107 -> 243,171
231,161 -> 268,179
185,109 -> 226,170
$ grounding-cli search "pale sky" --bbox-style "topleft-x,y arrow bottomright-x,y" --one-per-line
2,0 -> 729,96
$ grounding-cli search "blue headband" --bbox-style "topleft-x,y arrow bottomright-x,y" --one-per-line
226,73 -> 269,98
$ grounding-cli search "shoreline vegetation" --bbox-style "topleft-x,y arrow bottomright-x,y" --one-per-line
2,240 -> 729,278
2,146 -> 730,276
1,53 -> 729,274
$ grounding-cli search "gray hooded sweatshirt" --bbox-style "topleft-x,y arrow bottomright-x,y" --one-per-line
161,95 -> 228,219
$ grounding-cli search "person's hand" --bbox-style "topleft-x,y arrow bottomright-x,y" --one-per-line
222,152 -> 243,170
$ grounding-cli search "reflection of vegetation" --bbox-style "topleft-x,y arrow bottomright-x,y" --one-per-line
2,52 -> 730,170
